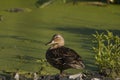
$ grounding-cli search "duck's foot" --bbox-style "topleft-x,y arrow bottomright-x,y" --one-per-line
60,70 -> 67,77
60,73 -> 67,77
55,74 -> 68,80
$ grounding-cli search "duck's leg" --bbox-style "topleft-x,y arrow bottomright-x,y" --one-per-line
60,70 -> 65,77
60,70 -> 63,75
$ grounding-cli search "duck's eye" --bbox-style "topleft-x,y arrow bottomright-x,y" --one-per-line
53,34 -> 61,39
54,36 -> 59,39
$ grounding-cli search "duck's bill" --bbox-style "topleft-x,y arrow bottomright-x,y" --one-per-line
45,40 -> 54,46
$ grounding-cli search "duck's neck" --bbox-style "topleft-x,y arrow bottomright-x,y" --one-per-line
50,44 -> 63,49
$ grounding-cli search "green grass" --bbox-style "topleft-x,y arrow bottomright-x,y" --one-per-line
0,0 -> 120,75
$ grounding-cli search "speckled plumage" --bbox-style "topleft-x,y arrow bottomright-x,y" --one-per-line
45,34 -> 85,75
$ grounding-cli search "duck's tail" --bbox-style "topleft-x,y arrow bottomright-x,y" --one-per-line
68,61 -> 85,69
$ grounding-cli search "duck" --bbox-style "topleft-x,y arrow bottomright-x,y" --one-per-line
45,34 -> 85,76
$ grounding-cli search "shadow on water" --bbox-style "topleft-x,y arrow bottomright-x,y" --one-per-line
84,56 -> 98,71
0,35 -> 43,53
55,27 -> 120,36
0,35 -> 43,44
15,55 -> 39,60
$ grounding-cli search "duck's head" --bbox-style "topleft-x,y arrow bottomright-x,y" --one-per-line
46,34 -> 64,49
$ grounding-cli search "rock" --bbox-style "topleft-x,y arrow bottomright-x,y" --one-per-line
5,8 -> 24,13
0,15 -> 3,21
19,75 -> 27,80
116,78 -> 120,80
14,73 -> 19,80
87,2 -> 107,7
33,72 -> 39,80
0,75 -> 6,80
40,0 -> 53,8
91,78 -> 102,80
69,73 -> 85,80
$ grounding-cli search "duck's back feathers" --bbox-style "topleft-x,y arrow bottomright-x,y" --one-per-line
46,46 -> 85,71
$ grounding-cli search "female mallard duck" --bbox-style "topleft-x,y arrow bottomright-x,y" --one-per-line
45,34 -> 85,76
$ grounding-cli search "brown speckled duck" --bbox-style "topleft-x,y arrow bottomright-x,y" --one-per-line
45,34 -> 85,76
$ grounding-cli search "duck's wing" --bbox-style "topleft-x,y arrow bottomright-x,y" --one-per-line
46,46 -> 85,69
60,47 -> 85,69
